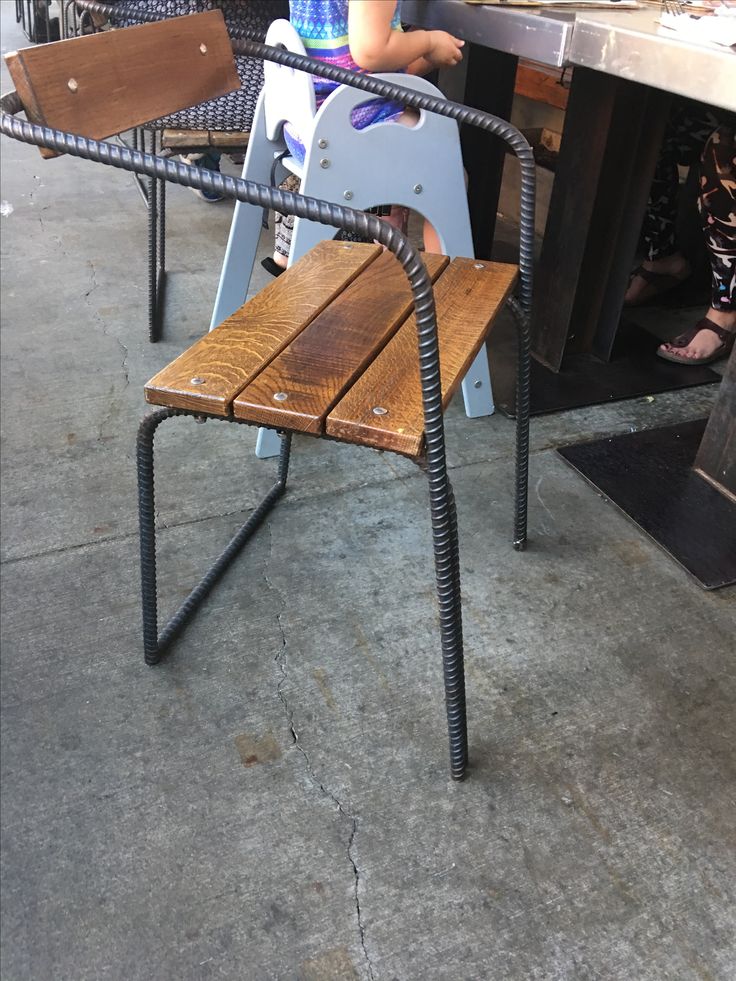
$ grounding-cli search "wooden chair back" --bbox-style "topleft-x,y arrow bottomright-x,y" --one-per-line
4,9 -> 240,158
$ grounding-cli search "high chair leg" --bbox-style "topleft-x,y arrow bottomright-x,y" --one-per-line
137,409 -> 292,665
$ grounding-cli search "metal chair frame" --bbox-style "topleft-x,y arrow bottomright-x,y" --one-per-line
1,38 -> 535,780
62,0 -> 282,341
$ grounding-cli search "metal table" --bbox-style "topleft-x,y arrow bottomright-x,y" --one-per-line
402,0 -> 574,65
570,7 -> 736,111
559,7 -> 736,588
404,0 -> 736,588
405,0 -> 735,378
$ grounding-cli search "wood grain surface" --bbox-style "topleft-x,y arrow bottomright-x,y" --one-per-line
232,252 -> 449,431
326,259 -> 518,457
5,10 -> 239,159
145,242 -> 381,415
161,129 -> 250,150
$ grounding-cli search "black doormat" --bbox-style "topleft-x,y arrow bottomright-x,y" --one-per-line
557,419 -> 736,590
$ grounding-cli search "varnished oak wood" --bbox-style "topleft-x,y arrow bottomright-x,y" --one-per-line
161,129 -> 250,150
5,10 -> 239,159
326,259 -> 518,457
144,242 -> 382,415
232,252 -> 449,432
515,63 -> 569,112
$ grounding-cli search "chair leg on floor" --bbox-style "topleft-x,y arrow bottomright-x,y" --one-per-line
137,409 -> 292,665
156,173 -> 166,332
428,471 -> 468,780
147,160 -> 159,342
509,296 -> 531,551
147,132 -> 166,343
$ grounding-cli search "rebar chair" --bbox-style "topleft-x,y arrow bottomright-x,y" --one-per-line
62,0 -> 287,340
16,0 -> 61,43
1,12 -> 535,780
216,16 -> 495,462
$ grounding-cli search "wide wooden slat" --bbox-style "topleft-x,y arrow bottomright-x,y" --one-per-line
5,10 -> 239,159
145,242 -> 381,415
515,62 -> 569,112
232,252 -> 449,432
326,259 -> 518,458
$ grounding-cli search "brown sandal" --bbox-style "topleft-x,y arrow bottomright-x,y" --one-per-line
624,265 -> 690,307
657,317 -> 736,366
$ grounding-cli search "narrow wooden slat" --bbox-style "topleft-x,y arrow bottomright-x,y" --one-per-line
232,252 -> 449,432
326,259 -> 518,458
145,241 -> 381,415
5,10 -> 239,159
209,130 -> 251,148
161,129 -> 212,149
161,129 -> 250,150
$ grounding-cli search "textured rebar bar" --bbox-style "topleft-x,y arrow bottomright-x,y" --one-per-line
138,411 -> 292,665
442,479 -> 467,778
147,166 -> 158,341
70,0 -> 160,25
158,174 -> 166,285
507,295 -> 531,549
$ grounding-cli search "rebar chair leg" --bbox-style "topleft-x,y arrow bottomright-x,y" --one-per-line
428,474 -> 468,779
1,37 -> 535,780
146,130 -> 166,342
137,409 -> 292,665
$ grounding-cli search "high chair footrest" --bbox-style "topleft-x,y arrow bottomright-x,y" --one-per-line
145,241 -> 518,459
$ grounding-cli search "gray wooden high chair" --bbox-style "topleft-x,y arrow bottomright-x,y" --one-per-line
1,9 -> 535,781
212,18 -> 496,459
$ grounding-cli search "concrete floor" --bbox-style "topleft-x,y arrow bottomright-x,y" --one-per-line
2,9 -> 735,980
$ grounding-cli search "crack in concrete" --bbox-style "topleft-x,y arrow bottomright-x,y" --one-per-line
83,258 -> 99,299
264,523 -> 374,980
80,259 -> 130,440
1,505 -> 261,567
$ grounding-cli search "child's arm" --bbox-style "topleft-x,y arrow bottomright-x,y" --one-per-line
347,1 -> 464,73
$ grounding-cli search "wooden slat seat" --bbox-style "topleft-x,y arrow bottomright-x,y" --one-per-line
144,241 -> 380,415
145,241 -> 518,458
326,256 -> 518,457
231,251 -> 449,433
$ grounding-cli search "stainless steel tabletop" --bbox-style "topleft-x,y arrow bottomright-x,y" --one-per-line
402,0 -> 736,110
569,8 -> 736,111
401,0 -> 575,67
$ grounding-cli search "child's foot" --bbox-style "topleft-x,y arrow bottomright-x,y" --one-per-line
180,152 -> 224,202
261,256 -> 286,278
624,253 -> 691,306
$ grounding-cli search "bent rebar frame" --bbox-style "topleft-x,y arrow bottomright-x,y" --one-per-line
1,33 -> 535,779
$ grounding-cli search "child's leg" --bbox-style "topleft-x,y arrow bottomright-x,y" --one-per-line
394,109 -> 443,254
264,173 -> 300,276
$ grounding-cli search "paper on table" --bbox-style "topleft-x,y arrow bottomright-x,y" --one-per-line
659,5 -> 736,47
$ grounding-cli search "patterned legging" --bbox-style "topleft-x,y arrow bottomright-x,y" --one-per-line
643,104 -> 735,311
